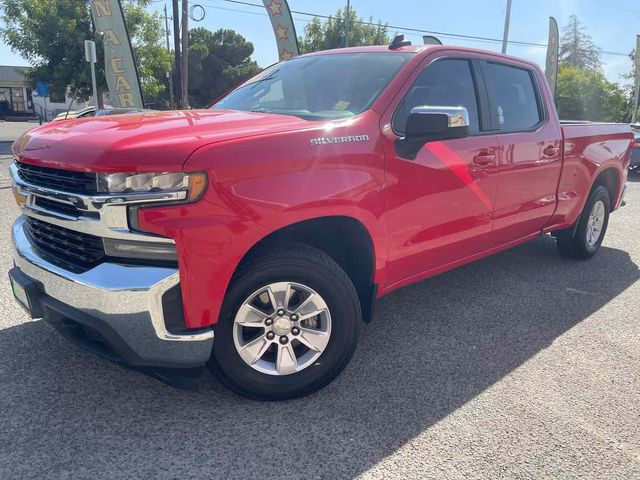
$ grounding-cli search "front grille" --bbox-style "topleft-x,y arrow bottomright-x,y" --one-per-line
24,217 -> 105,272
16,161 -> 97,195
34,197 -> 84,218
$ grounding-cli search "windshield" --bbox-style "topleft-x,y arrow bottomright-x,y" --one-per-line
212,52 -> 413,120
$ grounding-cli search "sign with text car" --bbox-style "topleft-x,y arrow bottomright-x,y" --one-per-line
89,0 -> 144,109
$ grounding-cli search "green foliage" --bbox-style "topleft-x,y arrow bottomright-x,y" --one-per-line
556,15 -> 634,122
622,49 -> 639,121
122,1 -> 172,102
187,28 -> 260,108
556,64 -> 631,122
0,0 -> 170,104
630,49 -> 640,122
299,7 -> 390,53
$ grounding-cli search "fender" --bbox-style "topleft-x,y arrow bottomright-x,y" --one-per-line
139,111 -> 389,328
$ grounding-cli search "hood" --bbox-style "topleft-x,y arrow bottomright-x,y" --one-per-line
13,110 -> 310,173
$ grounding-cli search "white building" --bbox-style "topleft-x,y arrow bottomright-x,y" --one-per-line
0,65 -> 88,121
0,65 -> 31,114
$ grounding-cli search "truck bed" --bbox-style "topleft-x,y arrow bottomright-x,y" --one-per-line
550,122 -> 633,229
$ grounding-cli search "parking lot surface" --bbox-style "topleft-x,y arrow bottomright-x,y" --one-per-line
0,154 -> 639,479
0,122 -> 39,143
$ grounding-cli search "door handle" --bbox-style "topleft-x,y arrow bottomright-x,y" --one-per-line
472,153 -> 496,166
543,145 -> 560,158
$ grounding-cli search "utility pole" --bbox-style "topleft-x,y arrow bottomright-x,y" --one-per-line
164,4 -> 175,109
181,0 -> 189,109
501,0 -> 512,54
344,0 -> 351,48
172,0 -> 182,109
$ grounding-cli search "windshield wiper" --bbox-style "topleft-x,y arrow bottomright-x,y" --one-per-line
249,69 -> 280,89
249,108 -> 311,120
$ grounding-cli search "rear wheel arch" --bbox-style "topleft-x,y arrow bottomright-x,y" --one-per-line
593,167 -> 620,210
556,184 -> 610,259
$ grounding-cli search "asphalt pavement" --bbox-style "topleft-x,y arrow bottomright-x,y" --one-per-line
0,122 -> 39,143
0,155 -> 639,479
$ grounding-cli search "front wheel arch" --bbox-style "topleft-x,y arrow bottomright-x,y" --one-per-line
231,215 -> 378,323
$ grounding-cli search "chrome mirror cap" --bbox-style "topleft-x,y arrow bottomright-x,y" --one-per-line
410,105 -> 470,128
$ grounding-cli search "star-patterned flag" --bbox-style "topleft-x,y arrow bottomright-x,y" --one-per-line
545,17 -> 559,100
262,0 -> 299,61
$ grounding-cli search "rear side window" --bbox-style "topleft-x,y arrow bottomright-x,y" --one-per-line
484,62 -> 542,132
393,59 -> 480,135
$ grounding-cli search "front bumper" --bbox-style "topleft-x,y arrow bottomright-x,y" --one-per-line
11,216 -> 214,371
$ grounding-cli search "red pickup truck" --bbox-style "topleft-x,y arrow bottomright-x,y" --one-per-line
9,43 -> 633,400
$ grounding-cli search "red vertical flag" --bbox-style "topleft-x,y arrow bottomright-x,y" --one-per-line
262,0 -> 300,61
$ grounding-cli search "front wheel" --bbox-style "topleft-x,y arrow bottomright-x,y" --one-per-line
556,185 -> 610,259
209,244 -> 362,400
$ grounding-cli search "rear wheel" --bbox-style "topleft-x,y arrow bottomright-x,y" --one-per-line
209,244 -> 362,400
556,185 -> 610,259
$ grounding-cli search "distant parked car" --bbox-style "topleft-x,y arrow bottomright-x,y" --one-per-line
630,128 -> 640,174
52,107 -> 155,122
95,108 -> 156,116
52,106 -> 96,121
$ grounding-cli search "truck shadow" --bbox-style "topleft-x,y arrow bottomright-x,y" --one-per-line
1,235 -> 638,479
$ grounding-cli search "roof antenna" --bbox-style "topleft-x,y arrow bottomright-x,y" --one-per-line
389,34 -> 412,50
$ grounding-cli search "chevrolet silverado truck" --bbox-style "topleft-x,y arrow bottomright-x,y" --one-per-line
9,40 -> 633,400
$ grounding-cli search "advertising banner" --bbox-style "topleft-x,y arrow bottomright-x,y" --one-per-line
89,0 -> 144,108
262,0 -> 300,61
545,17 -> 559,100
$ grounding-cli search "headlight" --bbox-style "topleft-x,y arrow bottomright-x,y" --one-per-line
97,172 -> 207,202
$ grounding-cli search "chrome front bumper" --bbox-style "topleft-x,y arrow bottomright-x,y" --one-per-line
12,216 -> 213,368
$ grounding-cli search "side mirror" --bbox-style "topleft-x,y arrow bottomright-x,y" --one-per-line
405,106 -> 470,142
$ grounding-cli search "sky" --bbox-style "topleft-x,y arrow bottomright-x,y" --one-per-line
1,0 -> 638,85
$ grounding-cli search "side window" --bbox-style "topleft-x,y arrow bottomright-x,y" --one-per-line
393,59 -> 480,135
483,62 -> 542,132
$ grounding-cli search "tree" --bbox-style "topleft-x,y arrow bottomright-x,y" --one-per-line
299,7 -> 390,53
559,15 -> 602,71
1,0 -> 170,106
187,28 -> 260,108
623,49 -> 639,122
556,64 -> 631,122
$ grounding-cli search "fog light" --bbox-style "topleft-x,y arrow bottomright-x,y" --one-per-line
103,238 -> 178,261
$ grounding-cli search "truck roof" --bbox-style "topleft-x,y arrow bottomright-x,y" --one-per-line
298,44 -> 542,71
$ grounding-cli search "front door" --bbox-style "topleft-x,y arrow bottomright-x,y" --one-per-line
382,56 -> 500,288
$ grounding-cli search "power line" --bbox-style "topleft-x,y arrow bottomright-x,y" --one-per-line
595,0 -> 640,17
196,2 -> 509,49
193,1 -> 314,25
194,0 -> 632,57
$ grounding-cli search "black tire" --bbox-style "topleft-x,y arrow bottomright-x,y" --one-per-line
209,243 -> 362,400
556,185 -> 610,259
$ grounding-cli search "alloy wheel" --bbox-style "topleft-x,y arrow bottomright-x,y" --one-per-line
233,281 -> 331,376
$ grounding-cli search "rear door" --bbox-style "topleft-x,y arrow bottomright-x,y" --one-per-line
381,55 -> 500,287
482,61 -> 563,246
